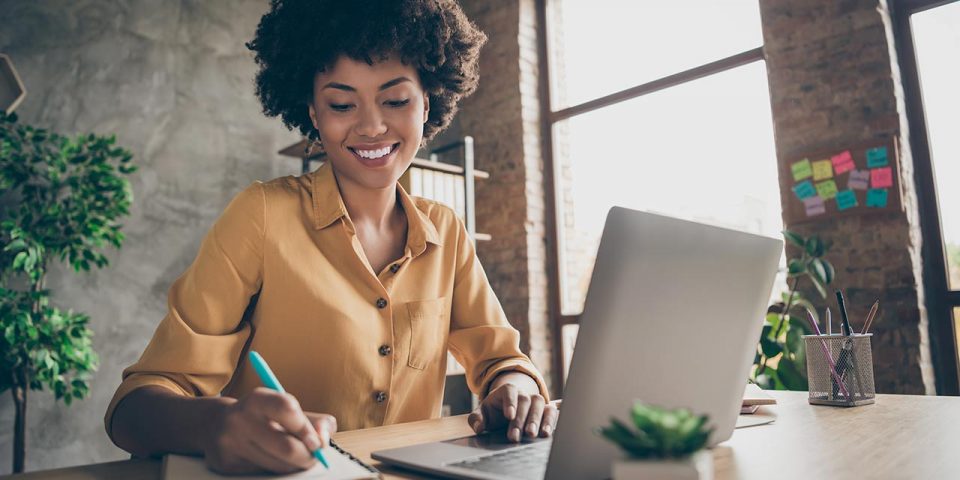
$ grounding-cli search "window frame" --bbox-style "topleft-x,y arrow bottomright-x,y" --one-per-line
891,0 -> 960,395
534,0 -> 766,388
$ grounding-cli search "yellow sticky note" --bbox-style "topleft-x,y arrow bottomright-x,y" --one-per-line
812,160 -> 833,181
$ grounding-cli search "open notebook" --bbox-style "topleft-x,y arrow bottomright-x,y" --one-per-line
163,441 -> 380,479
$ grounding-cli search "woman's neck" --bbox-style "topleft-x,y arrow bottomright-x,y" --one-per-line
336,174 -> 402,230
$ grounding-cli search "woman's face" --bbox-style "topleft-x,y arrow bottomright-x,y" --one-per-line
308,55 -> 429,191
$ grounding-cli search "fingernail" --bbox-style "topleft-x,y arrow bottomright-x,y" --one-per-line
527,423 -> 538,436
510,427 -> 520,442
543,424 -> 553,435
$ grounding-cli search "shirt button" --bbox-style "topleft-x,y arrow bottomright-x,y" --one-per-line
378,345 -> 392,356
376,297 -> 388,309
375,391 -> 388,403
389,263 -> 400,273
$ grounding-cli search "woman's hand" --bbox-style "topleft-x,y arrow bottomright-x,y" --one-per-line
203,387 -> 338,475
467,373 -> 558,442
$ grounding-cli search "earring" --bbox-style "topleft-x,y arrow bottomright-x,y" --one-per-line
305,136 -> 324,157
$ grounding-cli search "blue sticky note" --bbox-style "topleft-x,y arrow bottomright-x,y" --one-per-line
836,189 -> 858,211
793,180 -> 816,200
866,188 -> 888,208
866,147 -> 888,168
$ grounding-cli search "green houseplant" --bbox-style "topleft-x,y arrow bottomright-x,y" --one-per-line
0,111 -> 136,473
599,402 -> 713,479
752,230 -> 835,391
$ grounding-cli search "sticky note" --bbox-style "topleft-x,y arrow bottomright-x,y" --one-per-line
836,190 -> 858,211
866,188 -> 888,208
815,179 -> 838,200
871,167 -> 893,188
793,180 -> 817,200
848,169 -> 870,190
866,147 -> 889,168
791,159 -> 813,181
812,160 -> 834,181
804,196 -> 826,216
832,151 -> 855,175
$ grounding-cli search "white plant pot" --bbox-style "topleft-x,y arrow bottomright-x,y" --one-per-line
612,450 -> 713,480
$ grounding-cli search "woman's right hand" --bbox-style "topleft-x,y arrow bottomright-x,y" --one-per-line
203,387 -> 338,475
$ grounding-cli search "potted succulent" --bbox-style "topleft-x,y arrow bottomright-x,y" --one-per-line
599,402 -> 713,480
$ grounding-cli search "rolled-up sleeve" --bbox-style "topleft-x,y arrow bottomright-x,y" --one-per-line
446,219 -> 550,401
104,182 -> 265,441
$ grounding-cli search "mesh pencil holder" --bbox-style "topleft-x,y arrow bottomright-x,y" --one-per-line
803,334 -> 876,407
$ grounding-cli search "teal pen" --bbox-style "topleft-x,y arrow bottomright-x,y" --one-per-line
248,351 -> 330,469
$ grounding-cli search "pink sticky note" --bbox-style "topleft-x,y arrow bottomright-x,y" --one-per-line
871,167 -> 893,188
831,151 -> 855,175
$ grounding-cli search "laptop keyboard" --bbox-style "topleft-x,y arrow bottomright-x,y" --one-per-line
446,441 -> 550,479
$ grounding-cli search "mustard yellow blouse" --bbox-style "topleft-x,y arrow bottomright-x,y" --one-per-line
104,162 -> 548,440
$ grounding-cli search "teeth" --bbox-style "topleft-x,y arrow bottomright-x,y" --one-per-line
355,145 -> 393,159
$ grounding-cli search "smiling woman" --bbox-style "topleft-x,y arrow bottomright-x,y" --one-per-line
308,56 -> 428,192
102,0 -> 556,476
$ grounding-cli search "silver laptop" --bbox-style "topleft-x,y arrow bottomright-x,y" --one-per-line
372,207 -> 783,479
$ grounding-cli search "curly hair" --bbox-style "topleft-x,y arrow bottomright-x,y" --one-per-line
245,0 -> 487,143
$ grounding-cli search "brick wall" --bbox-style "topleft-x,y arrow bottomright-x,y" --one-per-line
759,0 -> 936,393
458,0 -> 555,393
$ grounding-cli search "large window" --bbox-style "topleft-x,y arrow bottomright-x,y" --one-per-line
896,0 -> 960,394
542,0 -> 782,382
912,3 -> 960,290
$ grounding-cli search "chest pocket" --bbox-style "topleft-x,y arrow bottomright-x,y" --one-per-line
404,298 -> 448,370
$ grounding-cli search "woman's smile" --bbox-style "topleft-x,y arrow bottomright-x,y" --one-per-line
347,142 -> 401,168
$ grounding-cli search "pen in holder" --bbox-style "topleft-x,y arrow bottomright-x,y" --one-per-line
803,334 -> 875,407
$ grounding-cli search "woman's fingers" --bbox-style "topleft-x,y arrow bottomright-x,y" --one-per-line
467,409 -> 485,434
509,394 -> 531,442
539,403 -> 559,437
305,412 -> 338,448
253,390 -> 322,453
500,384 -> 519,422
524,395 -> 545,438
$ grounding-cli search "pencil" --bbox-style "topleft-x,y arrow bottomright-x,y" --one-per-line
248,351 -> 330,469
862,300 -> 880,334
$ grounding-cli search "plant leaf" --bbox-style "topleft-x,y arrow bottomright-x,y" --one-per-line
805,236 -> 825,257
776,356 -> 808,391
783,230 -> 805,248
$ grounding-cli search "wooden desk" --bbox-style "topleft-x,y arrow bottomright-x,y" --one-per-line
4,391 -> 960,479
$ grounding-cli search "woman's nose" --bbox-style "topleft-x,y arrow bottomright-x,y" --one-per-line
354,104 -> 388,138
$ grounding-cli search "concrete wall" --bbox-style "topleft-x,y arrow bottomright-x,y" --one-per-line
0,0 -> 302,471
759,0 -> 936,393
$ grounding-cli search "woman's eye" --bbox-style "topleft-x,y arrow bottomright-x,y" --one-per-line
385,99 -> 410,108
329,103 -> 353,112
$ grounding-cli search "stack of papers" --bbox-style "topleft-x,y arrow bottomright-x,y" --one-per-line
741,384 -> 776,414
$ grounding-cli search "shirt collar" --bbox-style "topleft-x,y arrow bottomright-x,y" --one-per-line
310,162 -> 442,253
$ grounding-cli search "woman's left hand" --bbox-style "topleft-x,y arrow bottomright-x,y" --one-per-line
467,373 -> 558,442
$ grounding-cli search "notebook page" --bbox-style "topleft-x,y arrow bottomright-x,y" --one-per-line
163,449 -> 379,479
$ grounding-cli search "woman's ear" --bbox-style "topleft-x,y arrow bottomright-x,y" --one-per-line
422,95 -> 430,124
308,102 -> 319,130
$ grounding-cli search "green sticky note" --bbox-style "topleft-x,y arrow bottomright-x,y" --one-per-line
815,179 -> 838,200
791,159 -> 813,181
866,188 -> 888,208
793,180 -> 817,200
836,189 -> 858,210
866,147 -> 888,168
